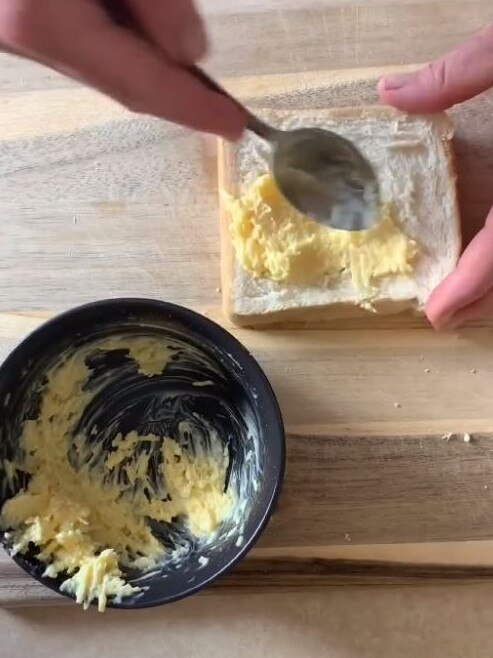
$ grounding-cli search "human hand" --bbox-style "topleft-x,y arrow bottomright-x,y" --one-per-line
378,23 -> 493,329
0,0 -> 245,139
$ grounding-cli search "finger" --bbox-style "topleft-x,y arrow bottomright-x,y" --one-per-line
36,2 -> 243,138
426,205 -> 493,329
378,22 -> 493,112
81,26 -> 242,137
125,0 -> 208,63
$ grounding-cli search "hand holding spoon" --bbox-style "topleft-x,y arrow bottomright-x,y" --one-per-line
103,0 -> 380,231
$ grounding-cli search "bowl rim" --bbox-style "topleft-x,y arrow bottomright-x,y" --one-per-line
0,297 -> 286,609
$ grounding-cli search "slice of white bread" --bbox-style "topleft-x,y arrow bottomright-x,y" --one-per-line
218,107 -> 461,327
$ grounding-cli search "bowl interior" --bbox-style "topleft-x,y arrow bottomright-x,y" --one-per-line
0,300 -> 284,607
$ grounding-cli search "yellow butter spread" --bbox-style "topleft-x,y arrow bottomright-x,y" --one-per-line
1,339 -> 234,612
228,174 -> 419,289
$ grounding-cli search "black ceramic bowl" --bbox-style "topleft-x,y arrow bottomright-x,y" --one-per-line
0,299 -> 285,608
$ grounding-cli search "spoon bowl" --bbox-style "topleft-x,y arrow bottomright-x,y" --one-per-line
271,126 -> 380,230
190,67 -> 381,231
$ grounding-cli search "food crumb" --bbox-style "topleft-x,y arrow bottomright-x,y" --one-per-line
344,533 -> 351,542
393,402 -> 401,409
424,368 -> 431,373
442,433 -> 453,441
419,355 -> 425,361
470,369 -> 477,374
463,433 -> 472,444
484,485 -> 489,491
216,287 -> 221,294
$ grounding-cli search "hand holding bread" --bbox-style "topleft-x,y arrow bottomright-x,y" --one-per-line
379,23 -> 493,329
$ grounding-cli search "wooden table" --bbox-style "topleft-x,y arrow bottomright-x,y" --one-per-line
1,0 -> 493,607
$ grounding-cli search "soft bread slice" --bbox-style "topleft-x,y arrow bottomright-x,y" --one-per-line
218,106 -> 461,328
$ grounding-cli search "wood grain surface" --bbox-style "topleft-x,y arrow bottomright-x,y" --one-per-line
1,0 -> 493,607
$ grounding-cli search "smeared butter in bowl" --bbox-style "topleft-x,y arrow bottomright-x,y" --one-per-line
0,338 -> 236,612
227,174 -> 419,290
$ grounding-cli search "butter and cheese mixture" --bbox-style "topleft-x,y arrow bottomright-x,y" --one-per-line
1,338 -> 234,612
228,174 -> 419,289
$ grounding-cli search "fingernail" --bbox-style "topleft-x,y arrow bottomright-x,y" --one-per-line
381,73 -> 414,91
182,24 -> 208,62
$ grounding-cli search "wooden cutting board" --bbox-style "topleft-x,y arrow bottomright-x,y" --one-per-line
1,63 -> 493,607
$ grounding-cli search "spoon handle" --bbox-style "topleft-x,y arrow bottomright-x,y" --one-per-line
185,65 -> 277,141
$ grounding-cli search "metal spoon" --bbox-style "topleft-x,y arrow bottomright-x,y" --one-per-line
189,66 -> 380,231
102,0 -> 379,231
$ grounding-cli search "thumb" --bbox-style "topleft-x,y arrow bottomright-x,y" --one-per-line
426,206 -> 493,329
378,22 -> 493,112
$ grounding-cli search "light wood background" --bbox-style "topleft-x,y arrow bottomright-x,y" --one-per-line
1,0 -> 493,606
